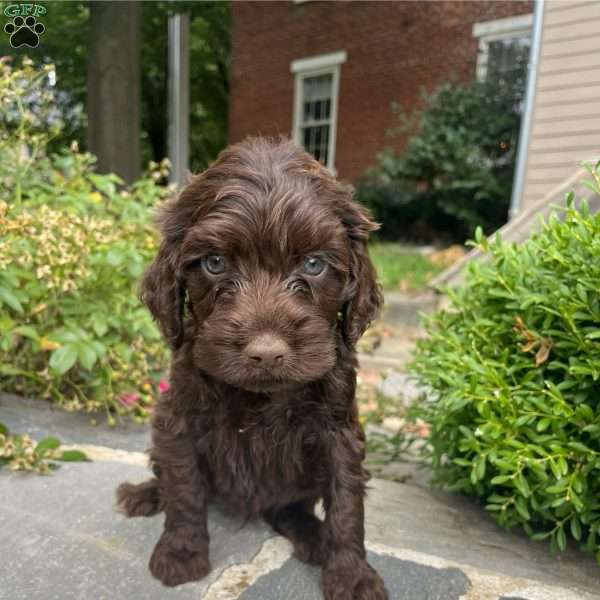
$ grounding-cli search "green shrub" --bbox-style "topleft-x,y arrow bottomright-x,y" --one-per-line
358,79 -> 522,243
412,165 -> 600,556
0,59 -> 170,421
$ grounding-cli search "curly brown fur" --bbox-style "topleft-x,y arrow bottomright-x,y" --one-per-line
116,137 -> 387,598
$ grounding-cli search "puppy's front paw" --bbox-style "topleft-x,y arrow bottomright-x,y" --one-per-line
323,556 -> 388,600
149,530 -> 211,587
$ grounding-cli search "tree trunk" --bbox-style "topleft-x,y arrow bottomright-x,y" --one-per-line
88,1 -> 141,184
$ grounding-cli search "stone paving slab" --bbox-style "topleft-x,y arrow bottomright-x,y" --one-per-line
1,455 -> 598,600
238,553 -> 471,600
2,397 -> 600,599
0,461 -> 273,600
365,478 -> 600,593
0,393 -> 150,452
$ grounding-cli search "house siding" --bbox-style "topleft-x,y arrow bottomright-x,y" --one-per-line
521,0 -> 600,211
230,1 -> 532,182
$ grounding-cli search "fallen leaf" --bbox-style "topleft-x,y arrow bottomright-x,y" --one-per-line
535,338 -> 552,366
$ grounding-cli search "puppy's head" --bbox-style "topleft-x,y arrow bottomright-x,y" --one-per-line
142,138 -> 382,392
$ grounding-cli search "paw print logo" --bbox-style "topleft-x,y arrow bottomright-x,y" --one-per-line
4,15 -> 45,48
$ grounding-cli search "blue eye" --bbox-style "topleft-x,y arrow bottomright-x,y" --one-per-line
303,256 -> 325,276
203,254 -> 226,275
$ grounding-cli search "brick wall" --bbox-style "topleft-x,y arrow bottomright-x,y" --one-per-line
229,1 -> 533,182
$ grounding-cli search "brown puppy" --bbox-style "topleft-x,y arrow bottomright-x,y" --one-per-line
116,137 -> 388,599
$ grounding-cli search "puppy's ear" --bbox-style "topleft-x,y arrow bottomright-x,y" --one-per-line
140,242 -> 185,350
140,180 -> 203,349
339,197 -> 383,347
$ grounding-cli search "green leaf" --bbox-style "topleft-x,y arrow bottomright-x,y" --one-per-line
35,436 -> 61,454
49,345 -> 78,374
475,456 -> 486,480
570,516 -> 582,541
58,450 -> 90,462
568,441 -> 592,454
491,475 -> 511,485
558,456 -> 569,477
77,344 -> 97,371
546,479 -> 569,494
537,417 -> 551,432
13,325 -> 39,340
0,287 -> 23,313
474,226 -> 483,244
556,526 -> 567,552
515,496 -> 530,520
91,314 -> 108,337
515,472 -> 530,497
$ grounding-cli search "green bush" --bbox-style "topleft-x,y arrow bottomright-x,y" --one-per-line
412,165 -> 600,556
0,59 -> 170,421
358,79 -> 522,243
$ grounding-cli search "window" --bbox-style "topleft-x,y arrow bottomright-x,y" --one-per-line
473,14 -> 533,89
291,51 -> 346,172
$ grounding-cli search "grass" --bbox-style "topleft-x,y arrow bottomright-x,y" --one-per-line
369,243 -> 444,292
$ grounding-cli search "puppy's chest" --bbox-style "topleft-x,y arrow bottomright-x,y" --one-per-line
196,402 -> 328,512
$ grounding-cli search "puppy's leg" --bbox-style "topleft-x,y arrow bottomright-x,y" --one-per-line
148,411 -> 211,587
263,497 -> 325,565
116,478 -> 163,517
321,429 -> 388,600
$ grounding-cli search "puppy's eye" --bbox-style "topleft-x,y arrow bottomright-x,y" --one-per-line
203,254 -> 227,275
303,256 -> 325,276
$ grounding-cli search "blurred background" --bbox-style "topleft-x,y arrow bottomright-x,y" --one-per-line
1,0 -> 599,426
2,0 -> 532,246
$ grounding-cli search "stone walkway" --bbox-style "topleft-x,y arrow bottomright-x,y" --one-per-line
1,393 -> 599,600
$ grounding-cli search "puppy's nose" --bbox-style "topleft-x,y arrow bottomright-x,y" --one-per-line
243,334 -> 289,369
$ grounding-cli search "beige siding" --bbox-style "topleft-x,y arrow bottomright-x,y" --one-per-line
521,0 -> 600,210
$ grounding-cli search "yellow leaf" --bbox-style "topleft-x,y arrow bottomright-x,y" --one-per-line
39,338 -> 60,351
32,303 -> 47,314
89,192 -> 102,203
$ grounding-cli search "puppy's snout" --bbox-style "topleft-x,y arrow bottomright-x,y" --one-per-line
243,334 -> 289,369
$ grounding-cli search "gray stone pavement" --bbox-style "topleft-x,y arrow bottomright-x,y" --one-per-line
1,393 -> 600,600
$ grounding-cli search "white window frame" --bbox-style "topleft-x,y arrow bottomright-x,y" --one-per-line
473,14 -> 533,80
291,50 -> 346,173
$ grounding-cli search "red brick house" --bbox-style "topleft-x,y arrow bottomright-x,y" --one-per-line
229,1 -> 533,182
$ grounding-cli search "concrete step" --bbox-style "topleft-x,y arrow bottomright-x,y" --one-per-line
381,292 -> 439,329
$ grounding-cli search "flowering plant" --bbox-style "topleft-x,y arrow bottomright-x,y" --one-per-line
0,58 -> 171,421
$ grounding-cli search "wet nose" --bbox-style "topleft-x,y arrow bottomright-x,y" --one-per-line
243,334 -> 290,369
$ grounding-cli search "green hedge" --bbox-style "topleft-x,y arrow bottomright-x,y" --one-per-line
412,166 -> 600,556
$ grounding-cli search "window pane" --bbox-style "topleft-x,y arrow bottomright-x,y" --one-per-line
301,74 -> 333,124
301,125 -> 330,165
300,73 -> 334,166
303,101 -> 311,121
487,35 -> 530,96
303,127 -> 311,148
303,74 -> 332,102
